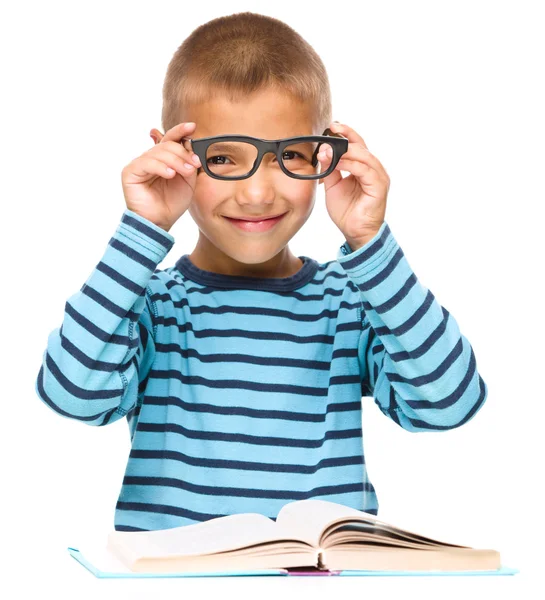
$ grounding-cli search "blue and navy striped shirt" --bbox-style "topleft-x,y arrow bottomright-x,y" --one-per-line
35,209 -> 488,532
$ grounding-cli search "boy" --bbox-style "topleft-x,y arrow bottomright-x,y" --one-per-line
35,12 -> 488,532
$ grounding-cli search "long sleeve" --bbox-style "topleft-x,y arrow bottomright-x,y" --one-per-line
337,221 -> 488,432
35,209 -> 175,426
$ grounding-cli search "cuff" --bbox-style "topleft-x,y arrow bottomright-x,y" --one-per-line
116,209 -> 175,264
336,221 -> 401,280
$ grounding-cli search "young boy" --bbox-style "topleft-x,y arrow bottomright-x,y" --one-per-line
35,12 -> 488,533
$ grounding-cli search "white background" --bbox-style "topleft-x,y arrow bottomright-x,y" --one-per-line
1,1 -> 543,598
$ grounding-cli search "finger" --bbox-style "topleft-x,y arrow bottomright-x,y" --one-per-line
317,146 -> 333,173
154,140 -> 201,168
336,144 -> 387,179
316,144 -> 332,164
317,148 -> 343,189
152,148 -> 199,175
127,156 -> 179,180
141,156 -> 196,180
329,122 -> 368,150
334,156 -> 379,182
161,121 -> 197,144
317,143 -> 366,179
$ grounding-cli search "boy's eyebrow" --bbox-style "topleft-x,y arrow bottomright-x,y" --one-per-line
207,142 -> 246,152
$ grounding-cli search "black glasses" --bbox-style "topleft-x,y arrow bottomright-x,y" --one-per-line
180,128 -> 348,181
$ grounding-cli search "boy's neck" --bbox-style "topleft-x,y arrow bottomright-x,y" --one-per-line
188,244 -> 303,279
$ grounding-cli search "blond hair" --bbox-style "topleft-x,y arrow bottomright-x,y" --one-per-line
161,11 -> 332,135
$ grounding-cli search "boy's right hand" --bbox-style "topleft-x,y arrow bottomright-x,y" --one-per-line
121,122 -> 201,232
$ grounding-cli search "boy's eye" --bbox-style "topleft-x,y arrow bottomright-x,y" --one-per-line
207,154 -> 232,165
281,150 -> 307,162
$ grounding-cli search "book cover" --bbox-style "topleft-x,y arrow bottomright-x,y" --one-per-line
67,546 -> 519,578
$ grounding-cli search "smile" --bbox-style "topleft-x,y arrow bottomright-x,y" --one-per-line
223,212 -> 287,233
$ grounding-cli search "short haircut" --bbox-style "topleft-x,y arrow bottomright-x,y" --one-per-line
161,11 -> 332,135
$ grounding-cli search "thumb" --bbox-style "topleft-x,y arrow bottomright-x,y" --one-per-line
319,154 -> 342,192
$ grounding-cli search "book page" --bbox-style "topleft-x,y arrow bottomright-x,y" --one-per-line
322,521 -> 469,549
276,499 -> 374,546
275,499 -> 468,550
108,512 -> 302,560
324,546 -> 502,572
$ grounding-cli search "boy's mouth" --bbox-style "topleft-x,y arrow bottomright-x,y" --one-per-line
224,212 -> 287,221
223,212 -> 288,232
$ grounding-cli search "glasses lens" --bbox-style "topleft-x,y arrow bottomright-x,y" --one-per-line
281,140 -> 331,178
205,141 -> 258,178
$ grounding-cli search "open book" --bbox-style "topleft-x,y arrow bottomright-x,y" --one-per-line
105,499 -> 502,574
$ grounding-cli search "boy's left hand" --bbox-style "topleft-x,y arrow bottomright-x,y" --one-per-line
318,122 -> 389,250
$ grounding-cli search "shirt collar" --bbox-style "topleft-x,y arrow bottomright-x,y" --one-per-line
174,254 -> 320,291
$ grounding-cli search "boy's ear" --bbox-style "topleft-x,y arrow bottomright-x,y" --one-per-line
150,128 -> 164,144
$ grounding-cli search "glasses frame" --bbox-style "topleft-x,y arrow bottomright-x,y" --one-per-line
180,127 -> 349,181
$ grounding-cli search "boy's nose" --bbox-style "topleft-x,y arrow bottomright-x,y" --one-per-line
236,167 -> 276,201
244,156 -> 276,181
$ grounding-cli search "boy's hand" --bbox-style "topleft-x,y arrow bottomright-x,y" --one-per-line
318,122 -> 389,250
121,122 -> 202,232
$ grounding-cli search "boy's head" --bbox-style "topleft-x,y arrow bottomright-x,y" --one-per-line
152,12 -> 333,276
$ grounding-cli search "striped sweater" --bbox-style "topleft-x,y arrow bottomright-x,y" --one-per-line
35,209 -> 488,532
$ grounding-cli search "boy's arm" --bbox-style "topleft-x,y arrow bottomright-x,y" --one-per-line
35,209 -> 175,426
337,222 -> 488,432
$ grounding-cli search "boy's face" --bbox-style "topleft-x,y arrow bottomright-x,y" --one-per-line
177,87 -> 319,276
